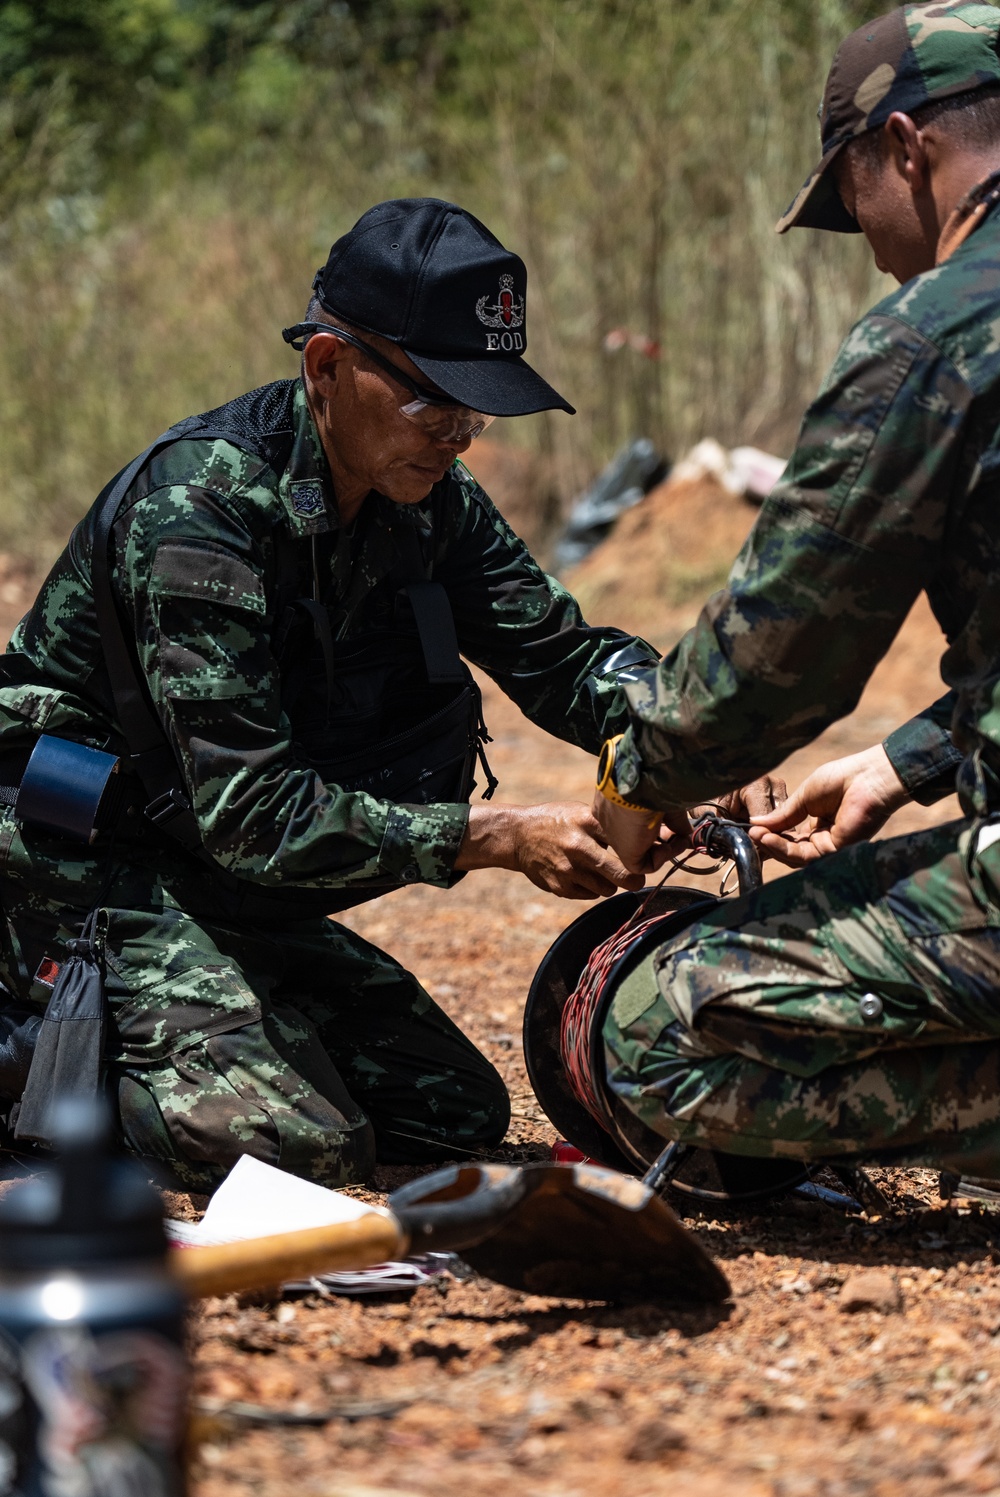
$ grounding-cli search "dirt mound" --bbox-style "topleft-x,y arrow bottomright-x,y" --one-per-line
565,472 -> 758,640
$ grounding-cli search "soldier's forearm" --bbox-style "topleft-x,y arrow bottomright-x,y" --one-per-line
883,692 -> 963,806
607,317 -> 967,807
453,804 -> 527,871
454,801 -> 644,899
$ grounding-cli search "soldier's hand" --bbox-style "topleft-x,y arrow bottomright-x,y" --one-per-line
455,802 -> 647,899
591,792 -> 688,875
748,745 -> 909,866
713,774 -> 788,823
592,775 -> 788,876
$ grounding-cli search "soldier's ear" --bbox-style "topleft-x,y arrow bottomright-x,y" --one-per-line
885,111 -> 929,192
302,331 -> 352,397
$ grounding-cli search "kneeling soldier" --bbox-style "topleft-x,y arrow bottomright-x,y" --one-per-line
597,4 -> 1000,1181
0,198 -> 656,1188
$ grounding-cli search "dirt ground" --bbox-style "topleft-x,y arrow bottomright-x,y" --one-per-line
1,476 -> 996,1497
183,519 -> 992,1497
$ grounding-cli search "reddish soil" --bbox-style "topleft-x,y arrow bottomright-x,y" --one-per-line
567,470 -> 761,632
1,472 -> 994,1497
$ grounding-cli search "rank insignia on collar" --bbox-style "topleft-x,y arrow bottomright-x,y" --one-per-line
290,482 -> 325,518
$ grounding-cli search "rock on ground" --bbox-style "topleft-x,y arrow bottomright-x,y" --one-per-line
838,1270 -> 903,1315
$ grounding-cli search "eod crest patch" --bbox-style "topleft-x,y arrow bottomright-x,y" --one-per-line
476,274 -> 525,352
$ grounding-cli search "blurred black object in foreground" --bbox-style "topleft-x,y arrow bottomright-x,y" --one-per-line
0,1099 -> 187,1496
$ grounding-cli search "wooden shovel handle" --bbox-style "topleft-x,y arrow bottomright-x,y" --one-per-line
170,1213 -> 408,1299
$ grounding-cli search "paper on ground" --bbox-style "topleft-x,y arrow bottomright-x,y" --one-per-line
167,1153 -> 389,1246
164,1154 -> 452,1295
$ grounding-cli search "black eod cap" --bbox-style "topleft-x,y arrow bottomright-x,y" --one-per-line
313,198 -> 575,418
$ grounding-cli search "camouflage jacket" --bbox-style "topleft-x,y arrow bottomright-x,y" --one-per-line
0,381 -> 651,892
614,174 -> 1000,819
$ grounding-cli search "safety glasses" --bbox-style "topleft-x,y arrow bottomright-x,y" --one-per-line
282,322 -> 496,444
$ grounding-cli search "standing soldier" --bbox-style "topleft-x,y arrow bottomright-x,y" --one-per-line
596,3 -> 1000,1179
0,199 -> 666,1188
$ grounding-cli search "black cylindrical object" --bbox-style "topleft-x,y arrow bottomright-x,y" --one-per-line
689,812 -> 763,894
523,817 -> 808,1201
0,1102 -> 187,1496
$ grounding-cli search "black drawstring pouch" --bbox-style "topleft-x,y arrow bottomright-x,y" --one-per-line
15,909 -> 107,1146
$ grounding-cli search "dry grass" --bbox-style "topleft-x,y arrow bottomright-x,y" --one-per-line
0,0 -> 892,556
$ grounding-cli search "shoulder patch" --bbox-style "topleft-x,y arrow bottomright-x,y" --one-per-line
150,540 -> 266,615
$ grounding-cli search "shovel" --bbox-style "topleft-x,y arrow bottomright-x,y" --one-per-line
170,1160 -> 729,1304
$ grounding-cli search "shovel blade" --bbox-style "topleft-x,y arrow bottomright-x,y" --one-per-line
391,1162 -> 729,1304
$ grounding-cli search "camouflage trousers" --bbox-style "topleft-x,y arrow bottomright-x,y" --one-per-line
0,859 -> 509,1191
603,819 -> 1000,1176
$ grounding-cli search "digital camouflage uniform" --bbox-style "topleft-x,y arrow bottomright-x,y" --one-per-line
605,74 -> 1000,1174
0,380 -> 649,1189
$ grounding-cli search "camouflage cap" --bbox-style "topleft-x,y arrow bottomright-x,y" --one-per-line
777,2 -> 1000,234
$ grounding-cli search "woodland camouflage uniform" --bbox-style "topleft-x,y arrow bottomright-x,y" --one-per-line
604,4 -> 1000,1176
0,380 -> 649,1189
